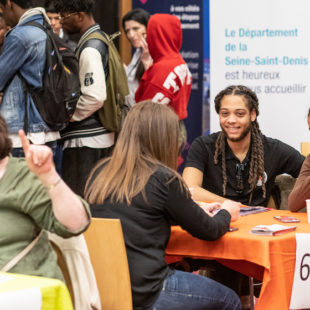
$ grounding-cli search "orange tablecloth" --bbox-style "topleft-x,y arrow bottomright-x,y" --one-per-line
166,210 -> 310,310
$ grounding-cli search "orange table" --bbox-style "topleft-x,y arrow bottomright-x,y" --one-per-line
166,210 -> 310,310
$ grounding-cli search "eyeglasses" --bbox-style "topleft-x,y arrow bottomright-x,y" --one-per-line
235,163 -> 246,194
59,12 -> 79,21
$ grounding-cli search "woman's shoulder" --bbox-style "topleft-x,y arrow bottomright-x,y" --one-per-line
2,157 -> 40,192
149,165 -> 180,188
153,164 -> 175,177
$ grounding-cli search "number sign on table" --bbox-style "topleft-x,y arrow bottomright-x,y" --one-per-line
290,233 -> 310,309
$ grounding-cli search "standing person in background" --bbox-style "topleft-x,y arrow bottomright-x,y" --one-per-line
54,0 -> 114,197
122,8 -> 152,107
135,14 -> 192,152
0,0 -> 59,157
44,0 -> 76,175
85,101 -> 241,310
44,0 -> 76,51
44,0 -> 61,35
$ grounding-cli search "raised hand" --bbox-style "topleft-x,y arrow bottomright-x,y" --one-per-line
19,129 -> 54,176
140,36 -> 153,70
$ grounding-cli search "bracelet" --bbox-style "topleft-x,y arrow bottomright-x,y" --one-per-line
46,177 -> 61,191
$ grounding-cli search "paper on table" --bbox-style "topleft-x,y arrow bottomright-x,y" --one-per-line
0,274 -> 13,284
240,206 -> 271,216
250,224 -> 297,235
205,205 -> 270,216
0,287 -> 42,310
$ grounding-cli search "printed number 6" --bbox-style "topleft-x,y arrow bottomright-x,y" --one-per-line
300,254 -> 310,281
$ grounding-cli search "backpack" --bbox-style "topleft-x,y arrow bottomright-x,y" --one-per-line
76,31 -> 129,133
21,21 -> 80,131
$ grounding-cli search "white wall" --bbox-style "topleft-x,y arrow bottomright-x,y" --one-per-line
210,0 -> 310,151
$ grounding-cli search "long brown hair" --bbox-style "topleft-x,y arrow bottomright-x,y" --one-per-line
214,85 -> 266,203
85,101 -> 186,204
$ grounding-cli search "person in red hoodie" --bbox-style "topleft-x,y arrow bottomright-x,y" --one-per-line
135,13 -> 192,152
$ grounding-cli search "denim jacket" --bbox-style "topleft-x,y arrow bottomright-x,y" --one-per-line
0,14 -> 50,133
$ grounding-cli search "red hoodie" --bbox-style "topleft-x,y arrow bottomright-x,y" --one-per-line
135,14 -> 192,120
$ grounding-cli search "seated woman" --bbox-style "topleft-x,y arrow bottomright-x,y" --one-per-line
122,8 -> 152,107
288,108 -> 310,212
0,115 -> 90,280
85,101 -> 241,310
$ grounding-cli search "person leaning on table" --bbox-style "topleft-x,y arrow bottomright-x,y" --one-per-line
85,101 -> 241,310
182,85 -> 305,302
183,85 -> 305,207
288,108 -> 310,212
0,115 -> 90,280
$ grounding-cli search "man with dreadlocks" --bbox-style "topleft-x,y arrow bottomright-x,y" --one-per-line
183,85 -> 305,306
183,85 -> 304,206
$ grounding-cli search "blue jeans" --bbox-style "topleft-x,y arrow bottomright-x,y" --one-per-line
150,270 -> 241,310
12,141 -> 57,158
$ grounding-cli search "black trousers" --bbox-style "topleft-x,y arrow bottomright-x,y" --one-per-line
62,146 -> 113,197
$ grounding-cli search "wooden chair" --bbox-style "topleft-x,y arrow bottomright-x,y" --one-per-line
84,218 -> 133,310
301,142 -> 310,156
267,195 -> 276,209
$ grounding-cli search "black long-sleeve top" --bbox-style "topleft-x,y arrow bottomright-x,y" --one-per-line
90,166 -> 231,309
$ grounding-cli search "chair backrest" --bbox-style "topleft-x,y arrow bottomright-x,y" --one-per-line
83,218 -> 133,310
301,142 -> 310,156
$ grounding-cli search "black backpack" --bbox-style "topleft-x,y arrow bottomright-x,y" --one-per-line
21,21 -> 80,131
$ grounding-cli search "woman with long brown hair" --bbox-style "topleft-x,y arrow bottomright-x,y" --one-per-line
85,101 -> 241,310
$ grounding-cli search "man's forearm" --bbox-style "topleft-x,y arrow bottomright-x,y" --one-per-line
190,186 -> 226,203
71,95 -> 103,121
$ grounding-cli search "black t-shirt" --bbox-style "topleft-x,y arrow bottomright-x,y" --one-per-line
90,166 -> 231,309
185,132 -> 305,206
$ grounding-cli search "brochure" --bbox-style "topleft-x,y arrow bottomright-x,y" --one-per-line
240,206 -> 271,216
250,224 -> 297,236
203,205 -> 271,216
274,216 -> 300,223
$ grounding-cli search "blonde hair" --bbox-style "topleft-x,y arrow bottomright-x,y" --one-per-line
85,101 -> 186,204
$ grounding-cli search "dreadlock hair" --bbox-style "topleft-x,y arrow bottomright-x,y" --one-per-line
214,85 -> 266,203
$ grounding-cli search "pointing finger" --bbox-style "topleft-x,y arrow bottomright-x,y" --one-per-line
18,129 -> 30,155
